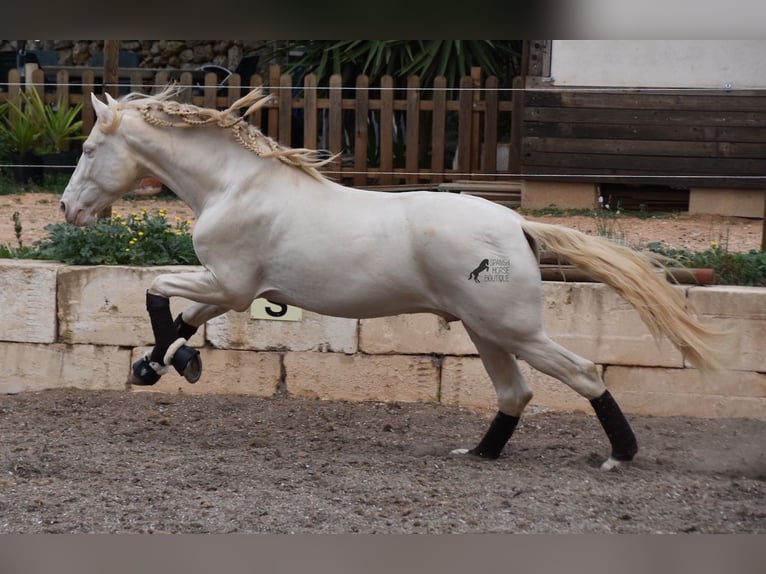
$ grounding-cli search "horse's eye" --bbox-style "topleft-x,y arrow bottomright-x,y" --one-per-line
83,147 -> 95,158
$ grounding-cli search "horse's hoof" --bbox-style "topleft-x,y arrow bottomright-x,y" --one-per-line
130,356 -> 163,386
600,456 -> 627,471
171,345 -> 202,384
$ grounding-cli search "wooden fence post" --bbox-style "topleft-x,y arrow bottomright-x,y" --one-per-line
405,75 -> 420,185
353,75 -> 369,187
430,76 -> 447,183
379,75 -> 394,185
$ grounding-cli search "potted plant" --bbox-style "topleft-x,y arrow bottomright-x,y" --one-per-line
22,88 -> 84,178
0,95 -> 43,184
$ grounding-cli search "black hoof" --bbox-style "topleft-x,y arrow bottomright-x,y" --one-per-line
171,345 -> 202,383
130,356 -> 163,386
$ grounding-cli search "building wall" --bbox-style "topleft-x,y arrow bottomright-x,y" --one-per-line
548,40 -> 766,89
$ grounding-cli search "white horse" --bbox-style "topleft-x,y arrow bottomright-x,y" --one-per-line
60,88 -> 730,471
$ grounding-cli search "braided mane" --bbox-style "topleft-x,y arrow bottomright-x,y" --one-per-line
111,86 -> 333,180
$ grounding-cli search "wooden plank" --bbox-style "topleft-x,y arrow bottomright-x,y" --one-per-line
303,73 -> 317,150
328,73 -> 343,173
405,75 -> 420,184
482,75 -> 499,177
526,90 -> 766,112
354,75 -> 369,187
522,150 -> 766,175
267,65 -> 280,139
456,75 -> 473,175
278,73 -> 292,147
379,75 -> 394,185
56,70 -> 70,107
430,76 -> 447,183
178,72 -> 193,103
103,40 -> 119,98
203,72 -> 217,109
523,137 -> 766,159
81,70 -> 95,134
525,106 -> 766,127
524,120 -> 766,143
154,71 -> 169,95
470,67 -> 482,174
226,73 -> 241,108
509,76 -> 523,175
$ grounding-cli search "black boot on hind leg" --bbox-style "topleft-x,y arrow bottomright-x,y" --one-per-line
461,411 -> 521,459
590,389 -> 638,471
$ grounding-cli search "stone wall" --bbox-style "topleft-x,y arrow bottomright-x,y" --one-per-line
0,40 -> 274,71
1,260 -> 764,418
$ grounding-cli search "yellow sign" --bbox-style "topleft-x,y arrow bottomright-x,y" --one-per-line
250,298 -> 303,322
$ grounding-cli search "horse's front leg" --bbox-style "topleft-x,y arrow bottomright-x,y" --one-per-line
130,270 -> 251,386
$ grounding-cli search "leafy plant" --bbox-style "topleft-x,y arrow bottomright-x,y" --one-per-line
18,88 -> 84,154
0,95 -> 42,155
647,242 -> 766,287
275,40 -> 522,90
32,209 -> 198,266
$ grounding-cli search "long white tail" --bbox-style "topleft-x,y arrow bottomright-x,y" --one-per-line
520,220 -> 732,373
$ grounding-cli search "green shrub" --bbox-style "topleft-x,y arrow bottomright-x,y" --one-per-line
32,208 -> 199,266
647,242 -> 766,287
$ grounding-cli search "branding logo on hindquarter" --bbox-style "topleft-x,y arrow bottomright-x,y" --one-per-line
468,258 -> 510,283
468,259 -> 490,282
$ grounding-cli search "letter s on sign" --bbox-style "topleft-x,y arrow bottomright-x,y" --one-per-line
265,300 -> 288,318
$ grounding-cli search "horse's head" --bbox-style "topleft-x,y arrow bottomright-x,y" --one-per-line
60,93 -> 144,226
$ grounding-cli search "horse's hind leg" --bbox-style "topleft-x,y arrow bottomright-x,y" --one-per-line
451,328 -> 533,459
516,334 -> 638,470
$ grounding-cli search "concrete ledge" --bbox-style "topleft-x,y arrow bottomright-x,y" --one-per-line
130,347 -> 282,396
0,342 -> 130,394
57,265 -> 206,347
521,181 -> 599,210
207,309 -> 357,353
689,188 -> 765,218
604,366 -> 766,418
285,352 -> 440,404
1,260 -> 764,419
0,260 -> 61,343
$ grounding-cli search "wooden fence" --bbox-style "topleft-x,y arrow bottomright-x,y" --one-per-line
1,64 -> 516,189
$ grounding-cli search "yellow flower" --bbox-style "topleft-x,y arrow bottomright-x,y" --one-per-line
137,231 -> 144,237
158,209 -> 167,217
710,241 -> 719,248
129,238 -> 137,245
125,248 -> 131,252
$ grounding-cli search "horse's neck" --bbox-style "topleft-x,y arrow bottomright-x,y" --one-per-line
130,121 -> 257,215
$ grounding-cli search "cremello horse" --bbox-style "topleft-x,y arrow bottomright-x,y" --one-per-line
60,88 -> 730,471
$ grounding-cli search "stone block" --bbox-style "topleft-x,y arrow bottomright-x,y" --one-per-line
541,282 -> 685,368
0,342 -> 130,394
604,365 -> 766,418
359,314 -> 475,355
207,310 -> 357,353
130,347 -> 281,396
441,356 -> 601,414
0,260 -> 61,343
57,265 -> 206,347
688,285 -> 766,372
284,352 -> 439,403
521,180 -> 598,210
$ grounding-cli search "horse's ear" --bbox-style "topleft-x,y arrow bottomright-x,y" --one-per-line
91,93 -> 114,126
105,92 -> 119,107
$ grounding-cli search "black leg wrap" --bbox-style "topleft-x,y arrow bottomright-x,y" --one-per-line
590,390 -> 638,462
146,292 -> 176,364
470,411 -> 520,459
174,313 -> 199,340
131,355 -> 163,386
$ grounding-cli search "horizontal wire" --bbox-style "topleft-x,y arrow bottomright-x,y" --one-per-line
2,81 -> 766,93
2,163 -> 763,181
